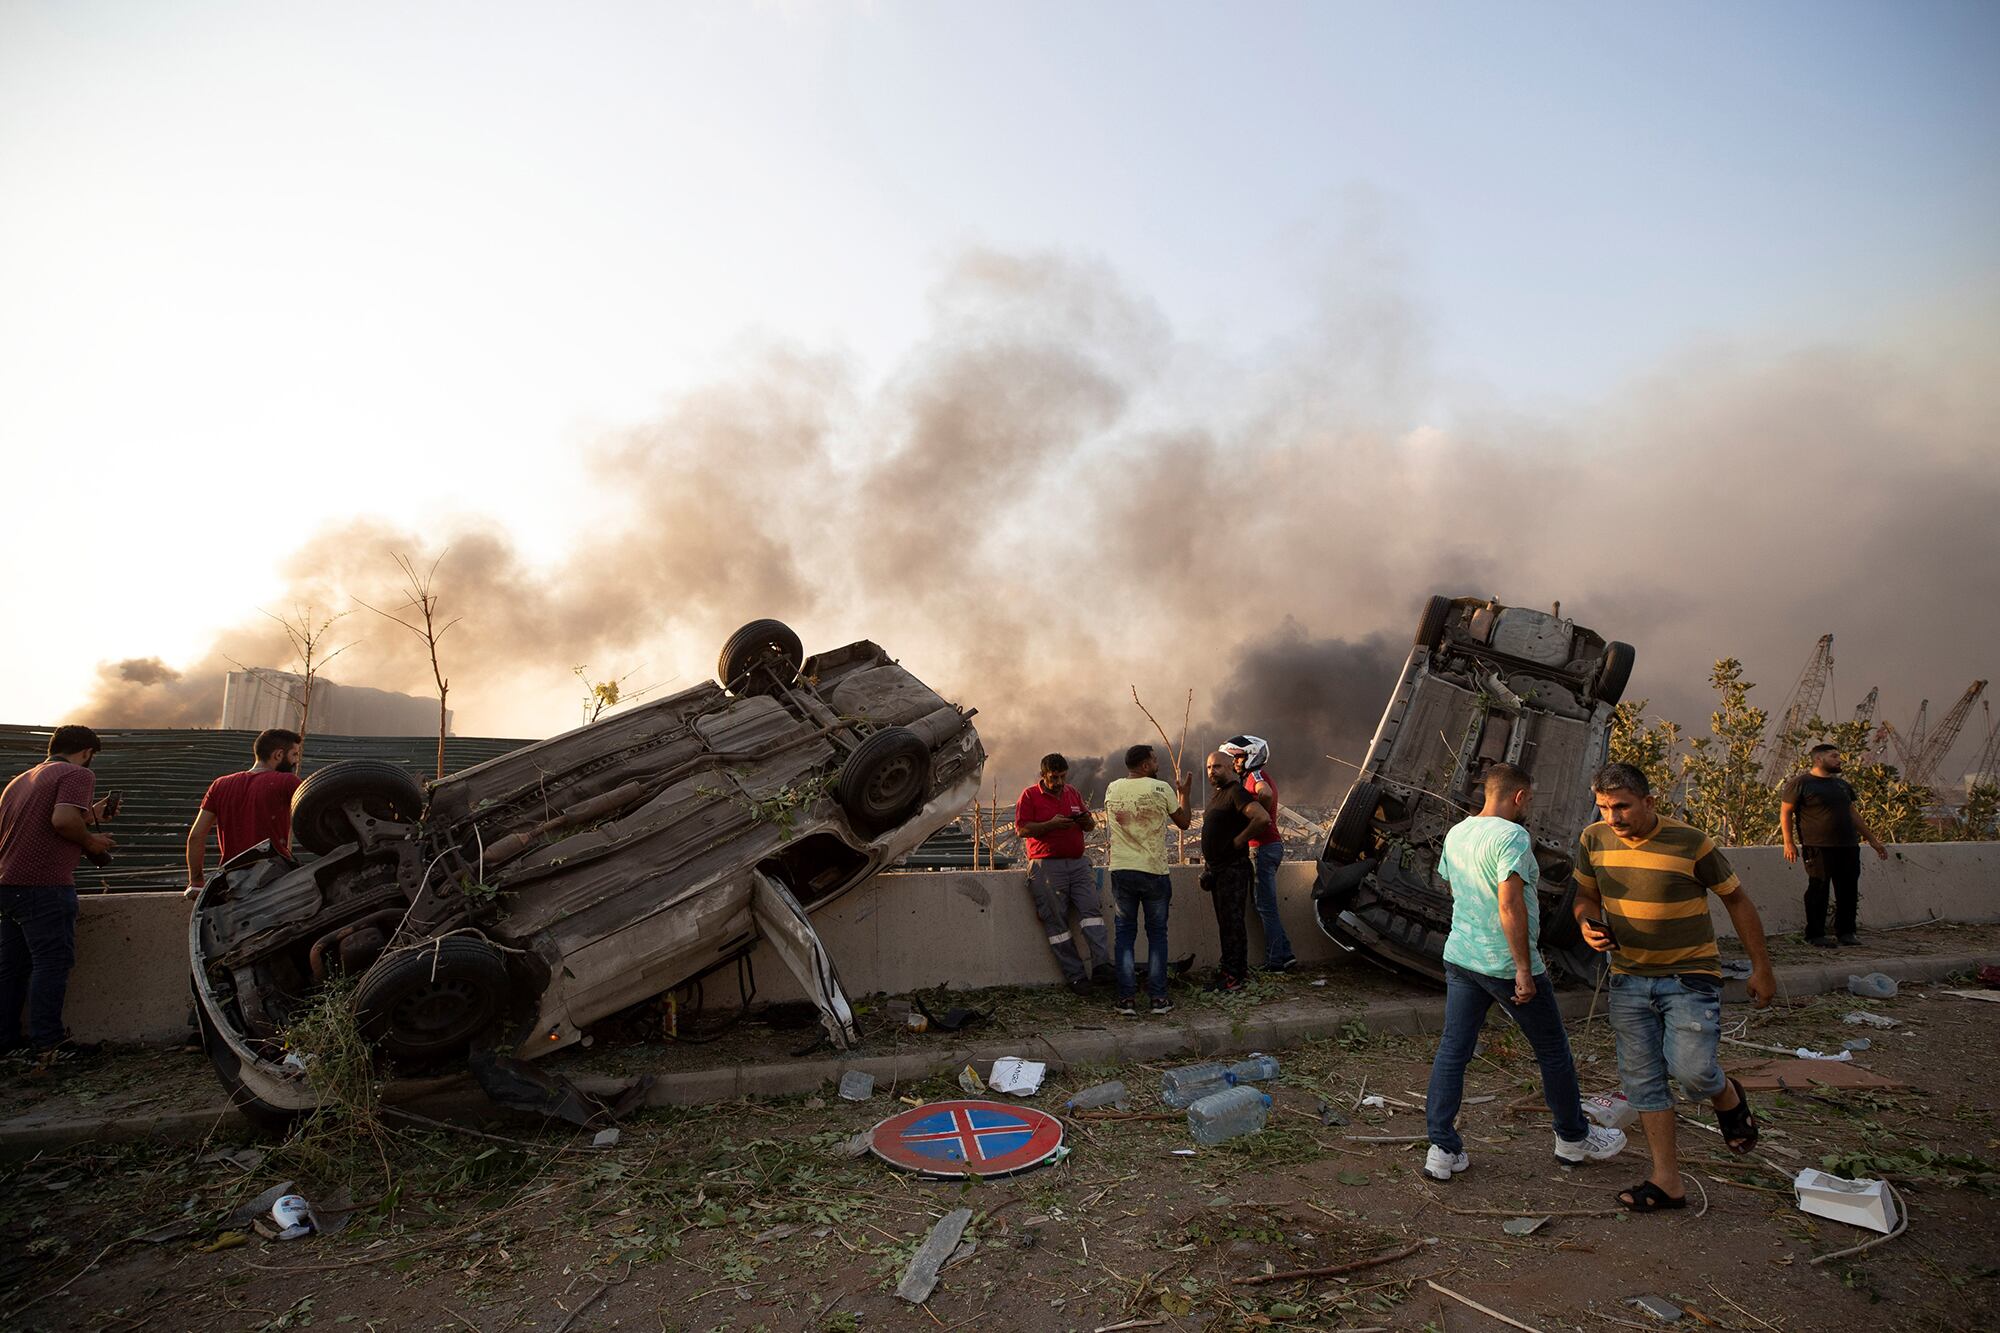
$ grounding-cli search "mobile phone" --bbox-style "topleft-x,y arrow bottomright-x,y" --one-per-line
102,791 -> 122,819
1583,916 -> 1616,946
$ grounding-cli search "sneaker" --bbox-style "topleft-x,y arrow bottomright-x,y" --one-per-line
1150,998 -> 1174,1016
1260,957 -> 1298,973
1554,1123 -> 1628,1165
1068,979 -> 1092,998
1115,998 -> 1138,1017
1837,933 -> 1861,947
1092,963 -> 1116,985
1423,1145 -> 1469,1181
1806,936 -> 1837,948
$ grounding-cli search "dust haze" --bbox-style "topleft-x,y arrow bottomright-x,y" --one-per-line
80,251 -> 2000,803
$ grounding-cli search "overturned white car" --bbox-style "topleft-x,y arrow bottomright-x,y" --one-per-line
1313,596 -> 1634,986
191,621 -> 984,1124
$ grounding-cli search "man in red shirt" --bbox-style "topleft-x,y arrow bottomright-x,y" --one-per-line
185,728 -> 304,897
0,725 -> 117,1058
1015,753 -> 1109,996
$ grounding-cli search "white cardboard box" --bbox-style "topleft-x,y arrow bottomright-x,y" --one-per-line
1794,1168 -> 1899,1233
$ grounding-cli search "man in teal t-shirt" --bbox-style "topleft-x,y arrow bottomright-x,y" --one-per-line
1422,763 -> 1625,1182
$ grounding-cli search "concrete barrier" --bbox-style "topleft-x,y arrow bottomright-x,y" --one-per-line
50,841 -> 2000,1043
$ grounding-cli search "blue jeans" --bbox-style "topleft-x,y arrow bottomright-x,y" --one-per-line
1110,871 -> 1172,1002
0,886 -> 80,1049
1251,842 -> 1292,966
1607,972 -> 1726,1111
1426,961 -> 1588,1154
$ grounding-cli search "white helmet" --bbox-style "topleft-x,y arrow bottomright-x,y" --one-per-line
1222,734 -> 1269,773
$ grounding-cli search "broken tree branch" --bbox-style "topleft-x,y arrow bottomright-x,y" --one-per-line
1426,1279 -> 1545,1333
1232,1238 -> 1431,1287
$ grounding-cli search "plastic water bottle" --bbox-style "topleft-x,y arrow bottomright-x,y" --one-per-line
1064,1080 -> 1129,1111
1161,1062 -> 1231,1108
1186,1086 -> 1273,1145
1223,1055 -> 1280,1085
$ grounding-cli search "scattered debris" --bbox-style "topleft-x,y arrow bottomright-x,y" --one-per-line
895,1207 -> 973,1304
1315,1100 -> 1350,1127
1187,1086 -> 1272,1145
1847,972 -> 1898,999
1843,1037 -> 1872,1052
1064,1080 -> 1128,1111
1795,1168 -> 1901,1234
912,993 -> 988,1033
227,1181 -> 296,1228
1231,1237 -> 1431,1286
195,1231 -> 249,1254
257,1193 -> 318,1242
1732,1059 -> 1908,1092
592,1127 -> 620,1148
1170,1148 -> 1198,1156
1583,1091 -> 1638,1130
199,1147 -> 265,1173
1844,1010 -> 1899,1028
987,1056 -> 1046,1096
469,1051 -> 652,1128
839,1131 -> 872,1159
1427,1278 -> 1545,1333
1626,1294 -> 1684,1321
838,1070 -> 875,1101
1161,1060 -> 1232,1108
1940,988 -> 2000,1004
1093,1318 -> 1166,1332
1502,1216 -> 1550,1236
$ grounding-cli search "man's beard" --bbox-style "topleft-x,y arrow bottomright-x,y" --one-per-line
275,758 -> 296,773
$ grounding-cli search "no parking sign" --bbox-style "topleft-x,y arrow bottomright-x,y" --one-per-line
868,1099 -> 1065,1178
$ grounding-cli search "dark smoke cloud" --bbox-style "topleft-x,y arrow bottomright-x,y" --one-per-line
78,250 -> 2000,799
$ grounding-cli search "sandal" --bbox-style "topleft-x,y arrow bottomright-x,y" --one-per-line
1715,1076 -> 1759,1154
1618,1180 -> 1687,1212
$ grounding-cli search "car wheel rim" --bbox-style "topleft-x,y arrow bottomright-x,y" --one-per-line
391,978 -> 491,1043
865,755 -> 918,811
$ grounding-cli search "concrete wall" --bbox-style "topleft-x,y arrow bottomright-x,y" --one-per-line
52,842 -> 2000,1043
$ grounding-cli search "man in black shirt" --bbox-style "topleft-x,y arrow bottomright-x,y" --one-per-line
1201,749 -> 1270,991
1779,744 -> 1887,947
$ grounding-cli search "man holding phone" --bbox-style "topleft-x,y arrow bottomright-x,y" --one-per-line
1015,754 -> 1109,995
1422,764 -> 1626,1181
0,725 -> 118,1064
1572,763 -> 1776,1214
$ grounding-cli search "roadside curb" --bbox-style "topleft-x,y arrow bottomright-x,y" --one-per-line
3,951 -> 1985,1153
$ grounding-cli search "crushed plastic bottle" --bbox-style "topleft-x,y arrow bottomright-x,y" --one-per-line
1186,1085 -> 1272,1145
1161,1062 -> 1231,1108
1847,973 -> 1898,999
838,1070 -> 875,1101
1223,1054 -> 1280,1085
1063,1080 -> 1129,1111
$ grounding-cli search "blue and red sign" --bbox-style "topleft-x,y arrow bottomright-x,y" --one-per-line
869,1099 -> 1065,1178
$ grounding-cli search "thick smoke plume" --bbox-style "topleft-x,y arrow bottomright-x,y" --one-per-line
80,251 -> 2000,800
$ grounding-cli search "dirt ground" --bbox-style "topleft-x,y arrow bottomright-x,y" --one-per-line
2,929 -> 1996,1332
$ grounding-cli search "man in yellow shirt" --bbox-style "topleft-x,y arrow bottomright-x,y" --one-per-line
1103,745 -> 1191,1016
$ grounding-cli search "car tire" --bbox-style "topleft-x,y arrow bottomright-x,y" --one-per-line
1595,641 -> 1636,706
291,760 -> 427,856
353,936 -> 511,1069
718,619 -> 804,695
1414,595 -> 1453,649
1326,780 -> 1383,864
837,726 -> 931,834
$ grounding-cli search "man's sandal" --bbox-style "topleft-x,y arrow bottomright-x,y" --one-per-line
1618,1181 -> 1687,1212
1716,1076 -> 1759,1153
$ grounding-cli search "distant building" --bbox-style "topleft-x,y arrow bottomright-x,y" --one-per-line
220,670 -> 451,737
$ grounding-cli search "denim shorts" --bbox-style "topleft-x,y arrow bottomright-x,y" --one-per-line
1606,972 -> 1727,1112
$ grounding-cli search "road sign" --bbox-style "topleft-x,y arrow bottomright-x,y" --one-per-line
869,1099 -> 1065,1178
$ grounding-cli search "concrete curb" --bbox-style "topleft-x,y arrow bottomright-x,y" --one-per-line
3,951 -> 1986,1154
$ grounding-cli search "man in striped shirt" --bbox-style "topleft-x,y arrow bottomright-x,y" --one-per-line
1571,763 -> 1776,1214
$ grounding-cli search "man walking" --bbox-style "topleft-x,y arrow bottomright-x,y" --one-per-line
1223,735 -> 1293,972
1200,749 -> 1268,992
1423,764 -> 1626,1181
185,728 -> 305,897
1572,763 -> 1776,1213
1779,744 -> 1887,947
1103,744 -> 1191,1016
0,725 -> 117,1064
1015,754 -> 1109,995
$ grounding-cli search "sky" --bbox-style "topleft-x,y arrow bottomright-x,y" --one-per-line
2,1 -> 1997,790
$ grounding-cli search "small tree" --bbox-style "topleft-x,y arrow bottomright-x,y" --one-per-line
359,553 -> 460,779
1958,782 -> 1999,840
263,604 -> 352,745
1680,659 -> 1777,847
1608,699 -> 1684,814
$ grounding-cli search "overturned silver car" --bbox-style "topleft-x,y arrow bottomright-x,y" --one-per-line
1313,596 -> 1633,986
191,621 -> 984,1123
